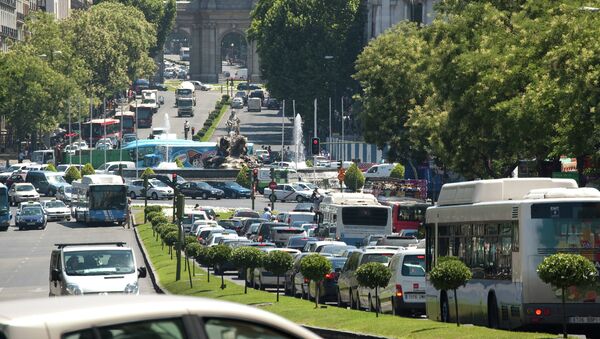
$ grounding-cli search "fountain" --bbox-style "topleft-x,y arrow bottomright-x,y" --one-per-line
292,114 -> 307,169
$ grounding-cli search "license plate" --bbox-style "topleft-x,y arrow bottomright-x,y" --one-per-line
569,316 -> 600,324
404,293 -> 425,301
27,222 -> 36,226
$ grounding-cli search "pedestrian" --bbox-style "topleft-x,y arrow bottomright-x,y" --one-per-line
261,207 -> 272,220
184,120 -> 190,140
18,150 -> 24,163
125,197 -> 132,229
191,126 -> 195,138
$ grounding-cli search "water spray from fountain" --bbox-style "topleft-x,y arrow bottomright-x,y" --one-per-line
293,114 -> 307,169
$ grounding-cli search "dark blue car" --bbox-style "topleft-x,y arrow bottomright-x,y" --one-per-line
208,181 -> 251,199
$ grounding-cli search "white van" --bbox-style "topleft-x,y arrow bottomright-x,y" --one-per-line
247,97 -> 262,112
95,161 -> 136,175
234,68 -> 248,80
182,210 -> 209,234
363,163 -> 398,178
376,248 -> 426,315
49,242 -> 147,296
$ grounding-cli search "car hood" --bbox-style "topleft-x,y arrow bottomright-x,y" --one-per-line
66,273 -> 138,294
15,191 -> 39,196
45,207 -> 70,213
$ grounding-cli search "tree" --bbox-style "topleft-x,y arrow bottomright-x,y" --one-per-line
209,245 -> 232,289
263,250 -> 294,302
537,253 -> 597,338
248,0 -> 366,136
64,166 -> 82,183
429,257 -> 472,326
389,164 -> 405,179
231,247 -> 265,294
184,242 -> 202,283
194,246 -> 213,282
141,167 -> 155,179
46,163 -> 57,172
163,230 -> 179,258
236,165 -> 251,189
343,163 -> 365,192
175,158 -> 184,168
356,262 -> 392,317
300,254 -> 332,308
81,163 -> 95,176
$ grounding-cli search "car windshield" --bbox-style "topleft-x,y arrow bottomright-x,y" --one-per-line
361,253 -> 394,265
96,164 -> 108,171
22,207 -> 42,216
48,175 -> 66,184
56,165 -> 69,172
197,182 -> 211,189
319,245 -> 350,256
151,180 -> 168,188
16,185 -> 34,192
226,182 -> 243,189
45,201 -> 66,208
64,186 -> 73,193
64,250 -> 135,276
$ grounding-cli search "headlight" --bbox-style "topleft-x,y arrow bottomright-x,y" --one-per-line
66,283 -> 83,295
124,282 -> 139,294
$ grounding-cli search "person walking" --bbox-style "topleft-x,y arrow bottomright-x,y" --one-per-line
261,207 -> 272,221
125,197 -> 132,229
184,120 -> 190,140
191,126 -> 195,138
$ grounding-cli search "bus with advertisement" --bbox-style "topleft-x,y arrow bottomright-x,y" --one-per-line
81,119 -> 121,146
425,178 -> 600,330
71,174 -> 127,226
114,111 -> 136,134
131,103 -> 153,129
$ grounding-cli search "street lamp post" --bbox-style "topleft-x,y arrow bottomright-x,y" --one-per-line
324,55 -> 334,159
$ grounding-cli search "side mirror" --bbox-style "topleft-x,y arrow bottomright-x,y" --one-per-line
9,214 -> 12,220
36,188 -> 40,192
51,268 -> 60,281
138,267 -> 147,278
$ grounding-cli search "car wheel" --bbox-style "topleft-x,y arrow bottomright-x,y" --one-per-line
232,192 -> 238,199
296,195 -> 305,203
129,191 -> 136,199
18,225 -> 23,231
151,192 -> 158,200
202,192 -> 208,200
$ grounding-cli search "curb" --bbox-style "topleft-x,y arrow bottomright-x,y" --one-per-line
132,218 -> 165,294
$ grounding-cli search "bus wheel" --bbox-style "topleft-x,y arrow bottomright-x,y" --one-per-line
488,293 -> 500,329
440,292 -> 450,323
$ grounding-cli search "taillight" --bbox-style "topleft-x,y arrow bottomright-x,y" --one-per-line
395,284 -> 403,297
325,273 -> 336,280
304,277 -> 310,283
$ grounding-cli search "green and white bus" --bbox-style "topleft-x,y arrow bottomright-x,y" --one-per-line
425,178 -> 600,329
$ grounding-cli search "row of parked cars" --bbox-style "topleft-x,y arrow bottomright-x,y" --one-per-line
125,178 -> 252,200
179,204 -> 426,317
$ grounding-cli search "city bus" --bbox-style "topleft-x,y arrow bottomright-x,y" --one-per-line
318,193 -> 392,246
381,199 -> 429,234
81,119 -> 120,146
131,104 -> 153,129
71,174 -> 127,226
0,183 -> 10,231
425,178 -> 600,329
122,139 -> 253,168
114,111 -> 136,134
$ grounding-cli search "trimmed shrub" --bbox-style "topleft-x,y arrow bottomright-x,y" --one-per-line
236,165 -> 251,188
46,163 -> 57,172
389,164 -> 406,179
429,257 -> 472,326
163,230 -> 179,258
209,245 -> 232,289
141,167 -> 155,179
65,166 -> 82,184
263,250 -> 294,301
145,205 -> 162,214
146,211 -> 162,223
221,94 -> 230,103
81,163 -> 95,176
356,262 -> 392,316
344,163 -> 365,192
231,247 -> 264,293
300,254 -> 333,308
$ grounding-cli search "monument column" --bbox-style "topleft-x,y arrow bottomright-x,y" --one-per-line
200,23 -> 218,83
190,24 -> 202,80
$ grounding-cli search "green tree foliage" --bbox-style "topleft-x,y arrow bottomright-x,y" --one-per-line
343,163 -> 365,192
429,257 -> 472,326
236,165 -> 251,189
537,253 -> 598,338
389,164 -> 405,179
195,246 -> 212,282
209,245 -> 232,289
175,158 -> 184,168
263,250 -> 294,302
300,254 -> 333,308
145,205 -> 162,215
64,166 -> 82,184
141,167 -> 155,179
81,163 -> 95,176
163,230 -> 179,257
231,247 -> 265,294
248,0 -> 365,131
46,163 -> 57,172
65,2 -> 156,97
146,211 -> 162,223
356,262 -> 392,316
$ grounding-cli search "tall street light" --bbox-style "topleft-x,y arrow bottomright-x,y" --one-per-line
324,55 -> 334,159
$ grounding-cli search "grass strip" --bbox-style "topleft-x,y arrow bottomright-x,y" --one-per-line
138,222 -> 553,339
200,103 -> 229,142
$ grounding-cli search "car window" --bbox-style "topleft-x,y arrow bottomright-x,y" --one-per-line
45,201 -> 66,208
62,317 -> 186,339
204,318 -> 295,339
22,207 -> 42,216
401,255 -> 426,277
16,185 -> 34,192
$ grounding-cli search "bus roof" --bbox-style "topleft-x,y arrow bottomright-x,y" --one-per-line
81,174 -> 124,185
177,81 -> 195,90
114,111 -> 135,117
321,193 -> 380,205
82,119 -> 119,125
122,139 -> 218,150
436,178 -> 578,206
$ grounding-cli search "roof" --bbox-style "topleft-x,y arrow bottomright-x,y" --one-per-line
0,295 -> 319,339
81,174 -> 124,185
322,193 -> 380,205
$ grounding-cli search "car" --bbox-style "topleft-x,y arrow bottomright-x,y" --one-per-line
232,208 -> 260,219
178,181 -> 224,200
265,97 -> 281,110
56,164 -> 82,174
206,230 -> 238,247
252,248 -> 300,290
208,181 -> 251,199
195,226 -> 225,245
254,149 -> 270,162
190,219 -> 219,236
237,82 -> 262,91
231,97 -> 244,108
269,161 -> 296,169
149,82 -> 168,91
25,171 -> 69,196
48,242 -> 147,296
293,202 -> 314,212
284,252 -> 320,298
72,140 -> 89,150
6,171 -> 27,188
283,211 -> 316,225
254,221 -> 289,243
263,183 -> 312,203
150,173 -> 187,188
307,256 -> 347,302
64,144 -> 79,155
95,137 -> 114,149
122,133 -> 137,145
375,234 -> 420,248
286,235 -> 318,251
56,184 -> 73,204
181,210 -> 209,233
316,243 -> 356,256
8,182 -> 39,206
127,178 -> 174,200
244,222 -> 261,238
42,199 -> 71,221
0,295 -> 320,339
237,217 -> 267,235
190,80 -> 212,91
234,90 -> 248,105
249,89 -> 265,102
303,240 -> 348,253
15,202 -> 46,230
270,226 -> 307,247
217,218 -> 243,231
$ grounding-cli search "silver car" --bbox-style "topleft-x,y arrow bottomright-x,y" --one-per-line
8,183 -> 40,206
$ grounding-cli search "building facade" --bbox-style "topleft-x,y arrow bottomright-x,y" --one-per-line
365,0 -> 439,39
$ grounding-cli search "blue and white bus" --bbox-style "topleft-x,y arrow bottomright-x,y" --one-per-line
318,193 -> 392,246
71,175 -> 127,226
122,139 -> 254,168
425,178 -> 600,330
0,183 -> 10,231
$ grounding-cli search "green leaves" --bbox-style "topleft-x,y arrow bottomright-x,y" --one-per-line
141,167 -> 156,179
231,246 -> 265,270
236,165 -> 251,189
208,245 -> 232,266
343,163 -> 365,192
389,164 -> 405,179
429,257 -> 472,291
356,262 -> 392,290
263,250 -> 294,276
64,166 -> 82,184
537,253 -> 598,290
81,163 -> 95,176
300,253 -> 332,283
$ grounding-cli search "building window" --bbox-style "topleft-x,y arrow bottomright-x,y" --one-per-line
410,1 -> 423,24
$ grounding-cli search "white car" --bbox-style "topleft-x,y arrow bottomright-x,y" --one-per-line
127,179 -> 174,200
8,183 -> 40,206
269,161 -> 295,169
252,248 -> 301,290
72,140 -> 89,150
263,183 -> 313,203
64,144 -> 79,155
0,295 -> 320,339
190,80 -> 212,91
231,97 -> 244,108
56,185 -> 73,204
42,199 -> 71,221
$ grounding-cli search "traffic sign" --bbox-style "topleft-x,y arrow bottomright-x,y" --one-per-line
269,181 -> 277,190
269,193 -> 277,203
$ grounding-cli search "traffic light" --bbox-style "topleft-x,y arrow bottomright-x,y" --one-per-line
337,160 -> 343,169
269,167 -> 275,180
172,173 -> 177,185
311,137 -> 320,155
252,168 -> 259,182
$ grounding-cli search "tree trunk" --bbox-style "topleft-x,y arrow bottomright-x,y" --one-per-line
187,258 -> 193,288
221,272 -> 226,290
192,258 -> 195,276
315,282 -> 320,308
276,275 -> 280,302
454,289 -> 460,327
244,266 -> 248,294
169,246 -> 173,259
207,266 -> 210,282
562,287 -> 567,339
184,254 -> 187,271
375,287 -> 379,317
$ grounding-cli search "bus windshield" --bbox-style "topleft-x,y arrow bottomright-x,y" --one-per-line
137,108 -> 152,119
90,186 -> 126,210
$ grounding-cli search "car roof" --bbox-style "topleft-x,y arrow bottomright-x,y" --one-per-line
61,245 -> 133,253
362,248 -> 399,254
0,295 -> 319,338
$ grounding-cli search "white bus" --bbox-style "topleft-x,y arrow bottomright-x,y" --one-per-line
318,193 -> 392,246
425,178 -> 600,329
